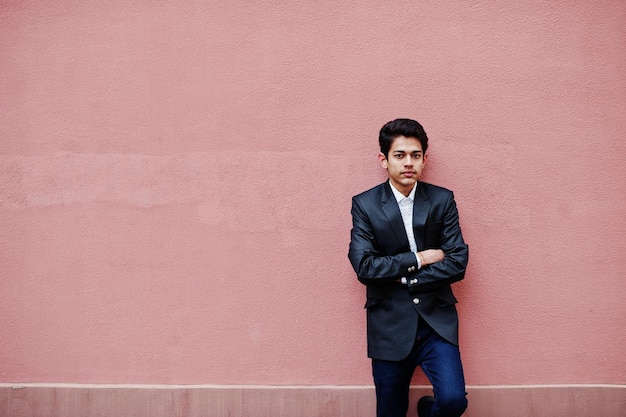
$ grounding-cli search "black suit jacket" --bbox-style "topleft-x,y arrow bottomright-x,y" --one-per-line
348,181 -> 468,361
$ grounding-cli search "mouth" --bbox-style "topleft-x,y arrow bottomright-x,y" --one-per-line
402,171 -> 417,177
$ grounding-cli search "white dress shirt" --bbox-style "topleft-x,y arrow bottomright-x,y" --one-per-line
389,182 -> 422,283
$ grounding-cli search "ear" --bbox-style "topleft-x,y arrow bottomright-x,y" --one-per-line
423,153 -> 428,166
378,152 -> 388,169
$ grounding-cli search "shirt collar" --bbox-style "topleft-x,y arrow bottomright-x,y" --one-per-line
389,181 -> 417,203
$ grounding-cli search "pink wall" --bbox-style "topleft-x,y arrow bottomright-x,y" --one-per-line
1,1 -> 625,388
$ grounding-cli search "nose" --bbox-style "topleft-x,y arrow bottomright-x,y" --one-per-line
403,155 -> 413,166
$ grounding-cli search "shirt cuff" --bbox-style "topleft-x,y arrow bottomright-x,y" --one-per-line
414,252 -> 422,269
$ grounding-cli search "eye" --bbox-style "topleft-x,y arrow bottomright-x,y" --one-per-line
412,153 -> 422,159
393,153 -> 404,159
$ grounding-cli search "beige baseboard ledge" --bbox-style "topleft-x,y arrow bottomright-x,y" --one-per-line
3,382 -> 624,388
1,383 -> 624,417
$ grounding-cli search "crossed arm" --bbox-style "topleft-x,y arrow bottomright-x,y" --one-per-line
348,192 -> 468,291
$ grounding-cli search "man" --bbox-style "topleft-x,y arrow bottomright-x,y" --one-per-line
348,118 -> 469,417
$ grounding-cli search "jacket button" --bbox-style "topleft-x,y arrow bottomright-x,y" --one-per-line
410,279 -> 418,285
413,298 -> 420,305
408,266 -> 416,272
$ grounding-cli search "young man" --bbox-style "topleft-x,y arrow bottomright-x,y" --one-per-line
348,119 -> 469,417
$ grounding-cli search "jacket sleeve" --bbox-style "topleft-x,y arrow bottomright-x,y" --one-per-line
410,192 -> 468,292
348,196 -> 418,285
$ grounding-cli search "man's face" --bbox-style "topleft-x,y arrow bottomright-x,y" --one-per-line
378,136 -> 427,196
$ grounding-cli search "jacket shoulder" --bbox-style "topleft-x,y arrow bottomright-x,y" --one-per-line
352,182 -> 387,201
420,182 -> 454,198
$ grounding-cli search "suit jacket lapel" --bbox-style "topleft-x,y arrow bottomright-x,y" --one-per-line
380,182 -> 410,250
413,182 -> 429,250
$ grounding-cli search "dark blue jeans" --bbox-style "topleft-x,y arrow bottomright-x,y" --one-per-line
372,318 -> 467,417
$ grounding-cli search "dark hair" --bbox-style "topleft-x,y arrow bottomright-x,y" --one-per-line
379,118 -> 429,157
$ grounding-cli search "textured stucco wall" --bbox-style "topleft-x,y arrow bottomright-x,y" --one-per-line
1,1 -> 625,387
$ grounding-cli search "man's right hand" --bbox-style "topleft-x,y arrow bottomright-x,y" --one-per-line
418,249 -> 445,266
